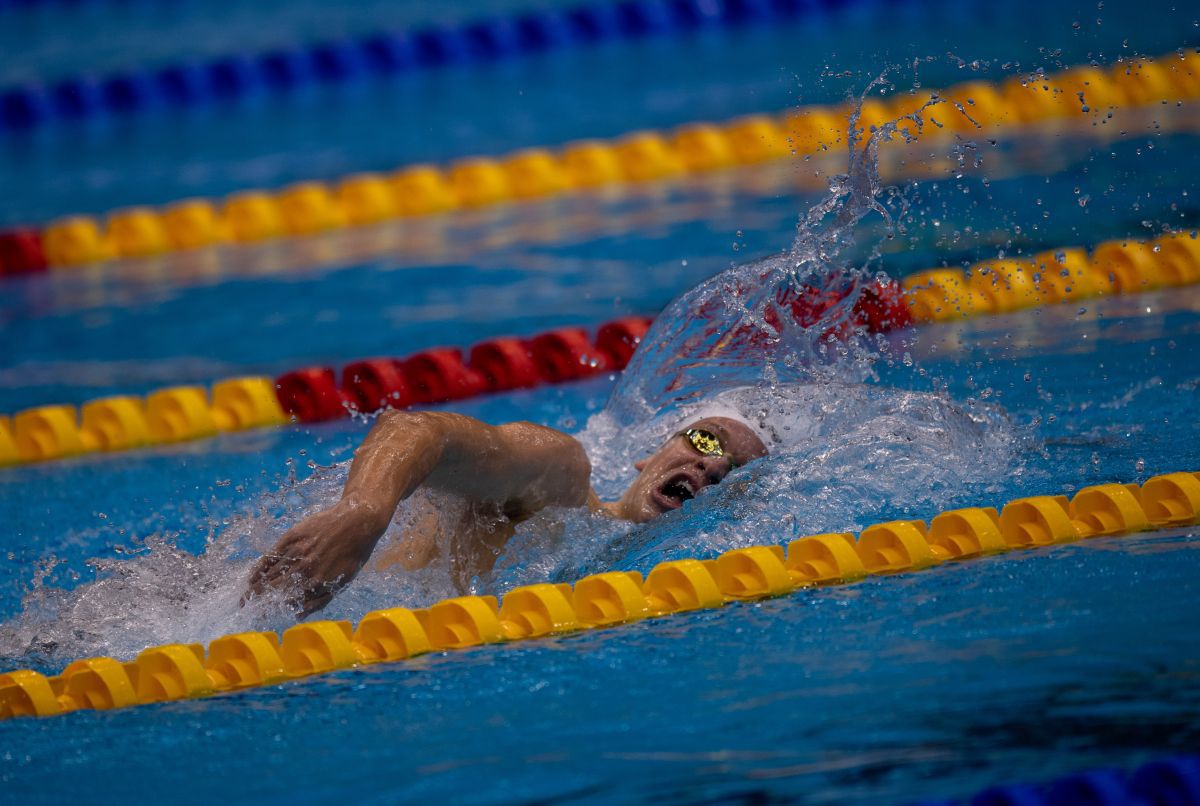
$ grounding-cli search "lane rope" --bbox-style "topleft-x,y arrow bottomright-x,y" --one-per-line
941,754 -> 1200,805
0,469 -> 1196,721
2,229 -> 1198,468
0,0 -> 870,134
1,49 -> 1196,276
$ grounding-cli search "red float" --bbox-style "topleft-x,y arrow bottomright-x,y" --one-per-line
852,277 -> 913,332
0,229 -> 48,276
467,338 -> 542,392
341,359 -> 411,413
594,316 -> 653,369
529,328 -> 612,382
786,284 -> 845,329
274,367 -> 352,422
404,348 -> 487,403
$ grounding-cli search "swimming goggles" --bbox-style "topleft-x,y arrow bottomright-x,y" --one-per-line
684,428 -> 730,463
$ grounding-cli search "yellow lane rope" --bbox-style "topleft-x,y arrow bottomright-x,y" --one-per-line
29,50 -> 1200,270
1,470 -> 1197,721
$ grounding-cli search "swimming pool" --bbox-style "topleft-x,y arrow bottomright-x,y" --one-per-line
2,0 -> 1199,802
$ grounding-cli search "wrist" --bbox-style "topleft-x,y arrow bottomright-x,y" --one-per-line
338,494 -> 391,538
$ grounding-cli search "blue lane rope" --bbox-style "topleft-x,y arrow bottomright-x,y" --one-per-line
915,754 -> 1200,805
0,0 -> 874,135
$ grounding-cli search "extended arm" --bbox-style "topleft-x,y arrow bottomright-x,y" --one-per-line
245,410 -> 591,614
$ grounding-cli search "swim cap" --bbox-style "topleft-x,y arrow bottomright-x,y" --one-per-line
671,395 -> 783,448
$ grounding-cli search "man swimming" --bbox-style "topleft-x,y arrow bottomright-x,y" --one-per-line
246,410 -> 768,614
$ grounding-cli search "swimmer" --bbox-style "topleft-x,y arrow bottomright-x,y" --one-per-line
245,410 -> 768,615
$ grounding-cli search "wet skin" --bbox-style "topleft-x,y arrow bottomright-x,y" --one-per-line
246,411 -> 768,615
603,416 -> 769,523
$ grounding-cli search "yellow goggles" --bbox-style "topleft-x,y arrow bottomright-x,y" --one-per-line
684,428 -> 725,458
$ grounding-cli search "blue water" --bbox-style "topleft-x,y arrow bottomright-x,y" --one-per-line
0,0 -> 1193,227
2,1 -> 1200,803
0,0 -> 550,85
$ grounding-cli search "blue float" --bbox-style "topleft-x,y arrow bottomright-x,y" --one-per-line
49,78 -> 103,119
99,72 -> 158,115
205,55 -> 261,101
1130,756 -> 1200,805
0,85 -> 50,130
256,49 -> 316,91
410,25 -> 470,67
358,33 -> 414,75
308,41 -> 368,83
1045,770 -> 1129,805
971,784 -> 1046,806
462,18 -> 524,61
154,63 -> 212,107
0,0 -> 848,135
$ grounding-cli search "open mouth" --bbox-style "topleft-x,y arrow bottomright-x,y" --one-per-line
653,471 -> 705,511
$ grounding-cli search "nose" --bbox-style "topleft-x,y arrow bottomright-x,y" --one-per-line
695,454 -> 732,484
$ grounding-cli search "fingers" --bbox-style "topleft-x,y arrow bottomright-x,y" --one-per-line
245,555 -> 342,618
247,554 -> 287,595
299,590 -> 334,618
241,517 -> 359,616
246,555 -> 276,597
242,547 -> 306,607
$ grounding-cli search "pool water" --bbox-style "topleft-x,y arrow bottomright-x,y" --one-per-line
2,0 -> 1199,802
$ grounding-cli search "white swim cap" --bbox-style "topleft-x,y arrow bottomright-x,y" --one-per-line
668,390 -> 792,448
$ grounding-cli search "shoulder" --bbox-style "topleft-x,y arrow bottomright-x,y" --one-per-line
496,421 -> 593,507
496,421 -> 590,470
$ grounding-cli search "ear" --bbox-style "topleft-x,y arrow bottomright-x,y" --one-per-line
634,459 -> 647,472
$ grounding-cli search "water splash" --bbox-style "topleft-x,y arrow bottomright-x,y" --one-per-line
494,99 -> 1020,587
608,84 -> 920,424
0,94 -> 1023,666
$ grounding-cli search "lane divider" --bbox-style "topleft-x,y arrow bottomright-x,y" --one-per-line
941,754 -> 1200,805
1,49 -> 1196,277
2,229 -> 1199,469
0,0 -> 873,135
0,316 -> 650,467
902,230 -> 1200,320
0,129 -> 1141,313
1,470 -> 1196,721
0,378 -> 288,464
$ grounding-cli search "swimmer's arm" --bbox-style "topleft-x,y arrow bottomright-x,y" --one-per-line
344,410 -> 592,516
246,411 -> 591,613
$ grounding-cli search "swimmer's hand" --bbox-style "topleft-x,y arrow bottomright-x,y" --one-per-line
244,496 -> 386,616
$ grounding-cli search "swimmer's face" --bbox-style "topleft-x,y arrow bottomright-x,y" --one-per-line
616,416 -> 768,523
